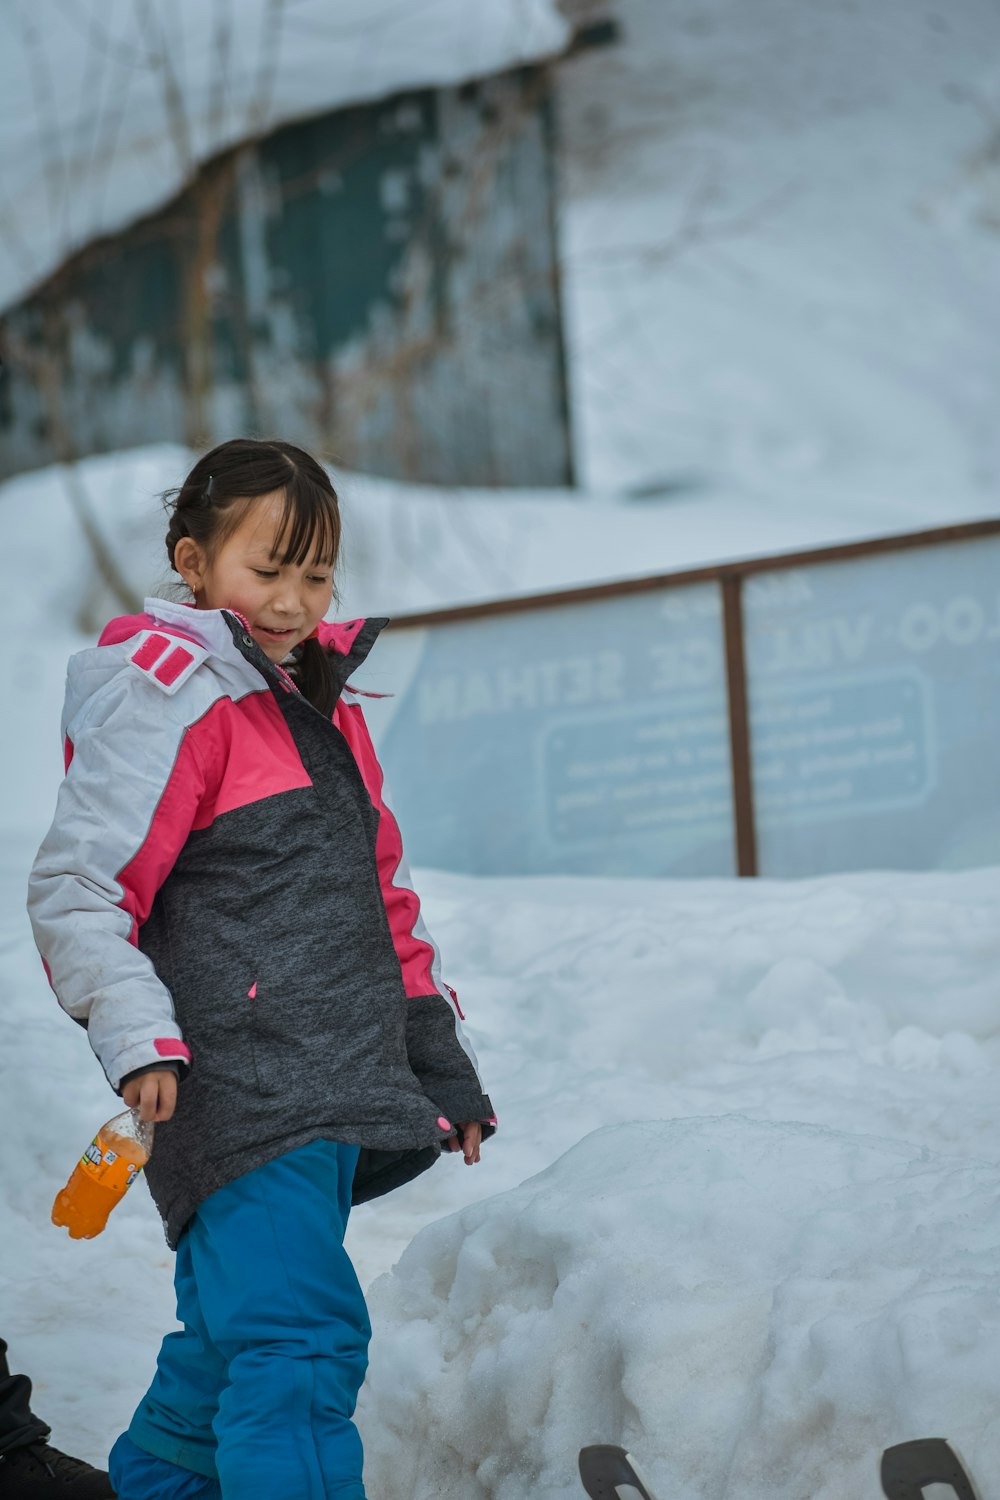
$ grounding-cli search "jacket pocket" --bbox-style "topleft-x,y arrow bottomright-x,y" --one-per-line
246,973 -> 279,1097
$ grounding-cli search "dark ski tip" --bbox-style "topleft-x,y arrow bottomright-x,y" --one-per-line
881,1438 -> 981,1500
579,1444 -> 658,1500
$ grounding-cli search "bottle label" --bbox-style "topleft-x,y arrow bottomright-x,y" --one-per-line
80,1132 -> 146,1195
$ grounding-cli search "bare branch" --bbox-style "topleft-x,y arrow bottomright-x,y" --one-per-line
0,324 -> 142,615
11,0 -> 71,247
246,0 -> 289,135
208,0 -> 235,150
135,0 -> 196,177
0,187 -> 38,285
562,174 -> 801,273
49,0 -> 154,68
59,462 -> 144,620
84,44 -> 138,233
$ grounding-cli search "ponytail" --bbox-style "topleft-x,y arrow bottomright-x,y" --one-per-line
294,637 -> 338,719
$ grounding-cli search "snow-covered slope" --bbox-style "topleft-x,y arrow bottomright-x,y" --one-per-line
4,446 -> 1000,1494
558,0 -> 1000,519
4,836 -> 1000,1492
0,0 -> 568,311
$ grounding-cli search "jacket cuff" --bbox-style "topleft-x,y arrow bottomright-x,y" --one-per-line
433,1091 -> 497,1139
117,1059 -> 184,1094
456,1119 -> 497,1146
108,1037 -> 191,1092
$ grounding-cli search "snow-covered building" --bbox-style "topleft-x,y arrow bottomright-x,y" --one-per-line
0,1 -> 576,485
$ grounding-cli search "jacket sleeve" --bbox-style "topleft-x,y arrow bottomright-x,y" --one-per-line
27,667 -> 206,1091
341,696 -> 496,1135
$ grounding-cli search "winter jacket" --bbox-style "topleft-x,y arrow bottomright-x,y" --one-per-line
28,597 -> 495,1247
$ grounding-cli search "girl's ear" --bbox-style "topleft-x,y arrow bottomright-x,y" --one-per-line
173,535 -> 207,595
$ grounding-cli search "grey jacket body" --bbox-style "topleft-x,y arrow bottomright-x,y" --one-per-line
28,599 -> 494,1246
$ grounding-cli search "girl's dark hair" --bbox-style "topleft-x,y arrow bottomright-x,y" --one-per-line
165,437 -> 341,717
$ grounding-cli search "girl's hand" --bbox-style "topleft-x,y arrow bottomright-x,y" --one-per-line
445,1122 -> 482,1165
122,1069 -> 178,1123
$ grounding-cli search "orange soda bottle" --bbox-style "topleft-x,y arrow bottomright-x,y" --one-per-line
52,1108 -> 154,1239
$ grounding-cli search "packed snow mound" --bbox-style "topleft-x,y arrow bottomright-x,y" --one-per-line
360,1115 -> 1000,1500
0,0 -> 568,312
4,831 -> 1000,1468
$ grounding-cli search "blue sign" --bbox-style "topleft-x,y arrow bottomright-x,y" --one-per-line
355,534 -> 1000,879
356,586 -> 736,877
743,535 -> 1000,874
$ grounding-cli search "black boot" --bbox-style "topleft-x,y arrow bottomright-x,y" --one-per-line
0,1441 -> 115,1497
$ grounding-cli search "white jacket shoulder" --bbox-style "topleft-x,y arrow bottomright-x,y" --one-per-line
64,630 -> 219,740
123,629 -> 211,696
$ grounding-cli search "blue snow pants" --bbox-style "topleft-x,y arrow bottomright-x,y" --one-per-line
109,1141 -> 370,1500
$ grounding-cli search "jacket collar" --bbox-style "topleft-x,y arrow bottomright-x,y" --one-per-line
100,598 -> 388,684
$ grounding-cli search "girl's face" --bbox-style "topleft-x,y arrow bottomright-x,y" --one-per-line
178,491 -> 335,662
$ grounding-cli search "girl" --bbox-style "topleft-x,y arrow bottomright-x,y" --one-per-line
28,438 -> 495,1500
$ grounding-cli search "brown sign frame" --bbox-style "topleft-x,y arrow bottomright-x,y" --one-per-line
387,517 -> 1000,876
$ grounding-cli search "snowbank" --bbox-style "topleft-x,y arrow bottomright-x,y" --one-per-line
5,841 -> 1000,1487
361,1116 -> 1000,1500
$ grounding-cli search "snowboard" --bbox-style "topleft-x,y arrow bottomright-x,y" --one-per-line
578,1437 -> 982,1500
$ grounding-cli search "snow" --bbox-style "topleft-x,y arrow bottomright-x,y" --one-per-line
362,1117 -> 1000,1500
3,444 -> 1000,1490
355,866 -> 1000,1495
0,0 -> 569,312
4,814 -> 1000,1492
557,0 -> 1000,521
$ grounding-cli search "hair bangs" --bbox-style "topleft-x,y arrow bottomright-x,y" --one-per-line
271,470 -> 340,570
